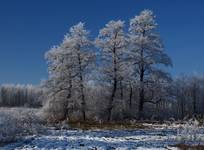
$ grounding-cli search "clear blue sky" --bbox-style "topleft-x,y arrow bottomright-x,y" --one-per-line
0,0 -> 203,84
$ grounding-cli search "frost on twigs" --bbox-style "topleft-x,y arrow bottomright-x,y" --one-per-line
44,22 -> 95,122
0,108 -> 44,144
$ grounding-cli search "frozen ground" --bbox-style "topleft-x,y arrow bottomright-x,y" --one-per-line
2,126 -> 204,150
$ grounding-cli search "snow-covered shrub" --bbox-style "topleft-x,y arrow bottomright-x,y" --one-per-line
176,118 -> 203,143
41,91 -> 68,122
0,108 -> 44,144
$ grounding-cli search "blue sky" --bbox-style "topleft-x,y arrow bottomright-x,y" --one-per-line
0,0 -> 203,84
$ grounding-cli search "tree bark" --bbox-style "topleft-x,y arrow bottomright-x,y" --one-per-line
192,83 -> 197,115
120,80 -> 123,100
138,30 -> 146,120
65,72 -> 72,120
138,48 -> 145,120
77,51 -> 86,121
107,47 -> 117,122
129,82 -> 132,109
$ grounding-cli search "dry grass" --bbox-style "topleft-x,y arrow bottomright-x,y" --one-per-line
68,121 -> 147,130
172,144 -> 204,150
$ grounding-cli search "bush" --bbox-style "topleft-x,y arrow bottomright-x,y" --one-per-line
176,118 -> 203,143
0,108 -> 44,144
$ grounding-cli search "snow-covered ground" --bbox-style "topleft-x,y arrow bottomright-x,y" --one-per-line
2,126 -> 204,150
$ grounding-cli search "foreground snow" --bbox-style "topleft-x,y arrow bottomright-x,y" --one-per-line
2,126 -> 204,150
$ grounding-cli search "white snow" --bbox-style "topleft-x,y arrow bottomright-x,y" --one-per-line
2,126 -> 204,150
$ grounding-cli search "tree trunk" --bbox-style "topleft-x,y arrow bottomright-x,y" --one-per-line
77,52 -> 86,121
181,97 -> 185,119
129,82 -> 132,109
120,80 -> 123,100
65,72 -> 72,120
138,30 -> 146,120
107,79 -> 117,121
192,84 -> 197,115
67,73 -> 72,99
138,48 -> 145,120
138,85 -> 144,119
80,75 -> 86,121
107,47 -> 117,122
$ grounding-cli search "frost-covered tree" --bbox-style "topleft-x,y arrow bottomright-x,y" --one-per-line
96,20 -> 128,121
45,45 -> 74,121
68,22 -> 95,121
45,22 -> 95,121
129,10 -> 172,119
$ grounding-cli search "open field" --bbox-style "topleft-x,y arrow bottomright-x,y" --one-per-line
1,115 -> 204,150
2,127 -> 204,150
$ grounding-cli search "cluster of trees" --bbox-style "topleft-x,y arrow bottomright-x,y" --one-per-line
43,10 -> 174,122
1,10 -> 203,123
0,84 -> 43,107
172,75 -> 204,120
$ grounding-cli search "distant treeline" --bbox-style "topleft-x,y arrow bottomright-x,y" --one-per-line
0,84 -> 44,107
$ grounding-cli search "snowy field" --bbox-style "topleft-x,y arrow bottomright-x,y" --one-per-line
1,108 -> 204,150
2,126 -> 204,150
